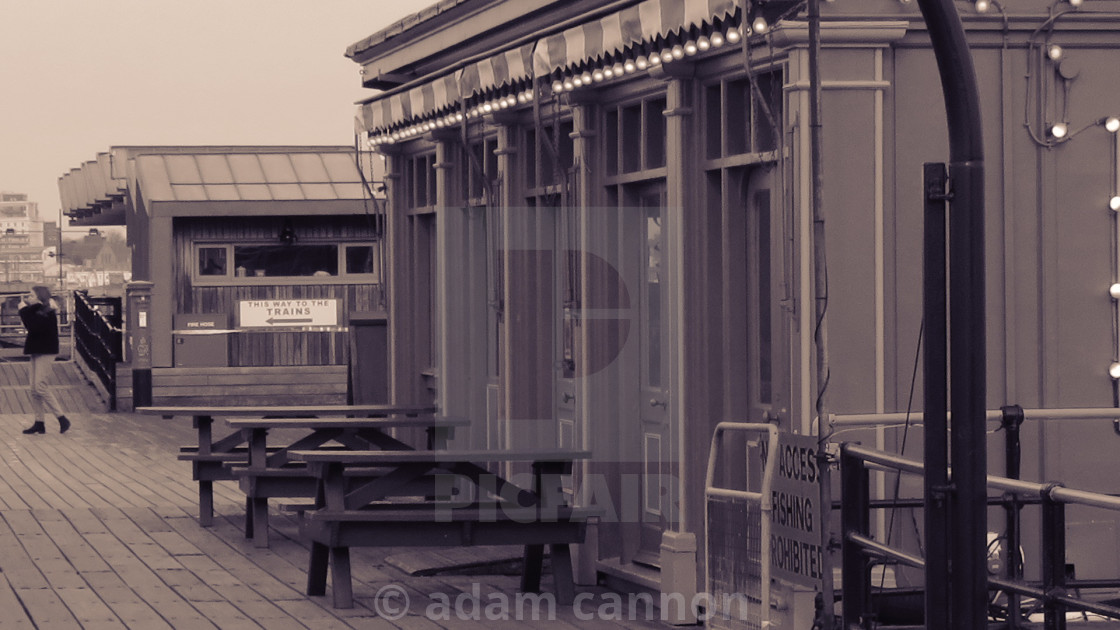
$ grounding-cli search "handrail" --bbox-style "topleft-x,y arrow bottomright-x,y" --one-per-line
841,442 -> 1120,626
72,291 -> 122,409
827,406 -> 1120,428
703,422 -> 780,628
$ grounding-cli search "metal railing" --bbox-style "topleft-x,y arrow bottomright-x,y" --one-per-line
838,406 -> 1120,629
72,291 -> 122,409
704,422 -> 779,630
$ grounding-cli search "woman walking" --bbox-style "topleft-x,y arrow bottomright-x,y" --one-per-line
19,285 -> 70,434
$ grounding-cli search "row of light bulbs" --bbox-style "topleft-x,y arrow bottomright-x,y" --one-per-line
368,18 -> 762,146
1050,116 -> 1120,141
1105,118 -> 1120,380
549,20 -> 755,95
367,87 -> 542,146
975,0 -> 1080,12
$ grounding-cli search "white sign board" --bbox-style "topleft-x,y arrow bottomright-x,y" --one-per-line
238,299 -> 338,328
760,431 -> 824,588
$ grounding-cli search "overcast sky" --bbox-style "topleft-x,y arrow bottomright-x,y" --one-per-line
0,0 -> 419,228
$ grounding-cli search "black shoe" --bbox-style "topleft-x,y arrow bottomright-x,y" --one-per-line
22,421 -> 45,434
58,416 -> 71,434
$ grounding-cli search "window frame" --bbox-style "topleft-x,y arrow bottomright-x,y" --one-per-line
191,240 -> 382,286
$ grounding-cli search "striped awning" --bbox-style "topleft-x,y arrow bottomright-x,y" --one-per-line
533,0 -> 737,77
359,73 -> 461,133
460,43 -> 535,97
358,0 -> 740,139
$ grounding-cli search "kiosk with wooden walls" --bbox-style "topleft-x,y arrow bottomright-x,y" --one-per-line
62,146 -> 388,408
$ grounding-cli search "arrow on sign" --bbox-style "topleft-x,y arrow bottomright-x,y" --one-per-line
266,317 -> 314,325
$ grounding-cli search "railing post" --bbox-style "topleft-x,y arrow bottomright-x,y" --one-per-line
841,445 -> 871,629
923,162 -> 951,630
1041,485 -> 1067,630
1001,404 -> 1025,628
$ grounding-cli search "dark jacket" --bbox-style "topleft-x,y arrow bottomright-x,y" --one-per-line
20,302 -> 60,355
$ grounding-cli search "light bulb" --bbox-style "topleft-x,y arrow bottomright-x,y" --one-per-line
697,36 -> 711,51
710,32 -> 725,47
671,44 -> 685,60
581,71 -> 592,85
1111,196 -> 1120,211
1106,117 -> 1120,133
613,62 -> 625,76
1047,44 -> 1063,61
552,80 -> 564,93
727,27 -> 743,43
1070,0 -> 1083,7
572,74 -> 583,87
603,66 -> 614,79
975,0 -> 990,12
685,40 -> 699,56
563,78 -> 574,90
624,59 -> 637,73
635,56 -> 648,70
1050,122 -> 1068,139
593,68 -> 605,82
1110,362 -> 1120,379
1110,283 -> 1120,299
752,18 -> 768,35
660,49 -> 673,63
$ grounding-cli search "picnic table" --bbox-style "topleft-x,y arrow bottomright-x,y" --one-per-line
134,405 -> 442,531
225,414 -> 465,547
289,447 -> 598,608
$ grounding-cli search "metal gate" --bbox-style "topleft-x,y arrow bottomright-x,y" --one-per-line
705,422 -> 779,629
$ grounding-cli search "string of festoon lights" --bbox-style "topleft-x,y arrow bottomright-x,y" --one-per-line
1106,116 -> 1120,392
365,15 -> 759,148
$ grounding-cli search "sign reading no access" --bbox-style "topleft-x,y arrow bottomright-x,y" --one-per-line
760,431 -> 824,588
238,299 -> 338,328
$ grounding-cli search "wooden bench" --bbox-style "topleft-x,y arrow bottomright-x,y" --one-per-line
290,448 -> 596,608
135,404 -> 439,528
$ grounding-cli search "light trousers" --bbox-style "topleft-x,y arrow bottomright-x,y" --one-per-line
28,354 -> 65,421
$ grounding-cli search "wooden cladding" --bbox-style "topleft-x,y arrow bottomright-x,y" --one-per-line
174,216 -> 382,367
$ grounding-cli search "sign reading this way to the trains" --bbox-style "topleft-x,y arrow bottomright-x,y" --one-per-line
238,299 -> 338,328
759,431 -> 824,588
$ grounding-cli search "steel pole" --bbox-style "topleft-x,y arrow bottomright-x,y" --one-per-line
912,0 -> 986,626
923,162 -> 950,630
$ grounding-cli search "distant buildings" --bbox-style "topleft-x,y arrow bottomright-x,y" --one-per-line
0,192 -> 45,286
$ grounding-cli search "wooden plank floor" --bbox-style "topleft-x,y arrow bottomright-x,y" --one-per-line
0,397 -> 674,629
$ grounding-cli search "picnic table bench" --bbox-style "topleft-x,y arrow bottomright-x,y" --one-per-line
135,405 -> 440,530
224,415 -> 465,547
289,448 -> 598,608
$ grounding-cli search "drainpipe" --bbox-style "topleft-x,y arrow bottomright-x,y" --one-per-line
913,0 -> 987,627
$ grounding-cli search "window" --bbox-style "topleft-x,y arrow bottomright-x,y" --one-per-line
604,96 -> 667,177
199,247 -> 227,276
193,242 -> 381,284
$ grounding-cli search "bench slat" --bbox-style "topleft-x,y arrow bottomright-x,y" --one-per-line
290,448 -> 592,465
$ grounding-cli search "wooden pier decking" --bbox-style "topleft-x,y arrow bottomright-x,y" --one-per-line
0,362 -> 673,629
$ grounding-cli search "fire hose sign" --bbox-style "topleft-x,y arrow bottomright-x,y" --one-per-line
760,431 -> 824,588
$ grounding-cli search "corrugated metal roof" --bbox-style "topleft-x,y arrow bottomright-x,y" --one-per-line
134,152 -> 369,203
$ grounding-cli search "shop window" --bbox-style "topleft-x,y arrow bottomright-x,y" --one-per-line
198,246 -> 227,276
344,244 -> 376,274
608,95 -> 668,176
406,153 -> 437,208
605,111 -> 619,175
525,120 -> 574,191
704,70 -> 782,159
467,136 -> 499,203
194,242 -> 381,283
